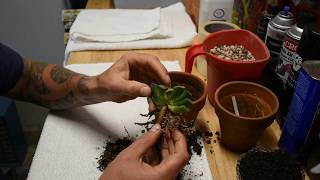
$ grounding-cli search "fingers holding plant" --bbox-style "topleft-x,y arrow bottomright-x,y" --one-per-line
99,124 -> 189,180
95,52 -> 171,103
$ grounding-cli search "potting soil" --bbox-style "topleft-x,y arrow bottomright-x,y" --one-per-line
237,148 -> 304,180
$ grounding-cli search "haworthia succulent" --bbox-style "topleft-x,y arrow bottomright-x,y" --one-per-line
151,83 -> 192,114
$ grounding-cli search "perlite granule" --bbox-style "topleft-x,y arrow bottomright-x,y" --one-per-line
210,45 -> 255,61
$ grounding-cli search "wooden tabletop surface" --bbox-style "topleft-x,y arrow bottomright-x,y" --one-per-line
66,1 -> 308,179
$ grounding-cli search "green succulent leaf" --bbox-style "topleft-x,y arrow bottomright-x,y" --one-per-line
171,90 -> 192,102
165,86 -> 186,100
170,98 -> 193,107
151,83 -> 193,114
168,105 -> 190,114
151,83 -> 167,106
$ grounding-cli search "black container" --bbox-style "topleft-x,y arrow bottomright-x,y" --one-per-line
65,0 -> 88,9
256,4 -> 279,41
0,97 -> 27,167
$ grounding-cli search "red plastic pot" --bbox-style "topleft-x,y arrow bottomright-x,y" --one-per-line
185,29 -> 270,105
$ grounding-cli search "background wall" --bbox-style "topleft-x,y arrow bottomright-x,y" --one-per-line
0,0 -> 66,65
0,0 -> 67,158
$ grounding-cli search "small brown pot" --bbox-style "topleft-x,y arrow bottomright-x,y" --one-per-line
214,81 -> 279,152
169,71 -> 207,123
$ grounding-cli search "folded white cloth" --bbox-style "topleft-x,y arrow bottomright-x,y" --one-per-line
70,7 -> 172,43
27,61 -> 213,180
64,3 -> 196,65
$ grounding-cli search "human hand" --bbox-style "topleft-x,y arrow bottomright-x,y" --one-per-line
99,124 -> 190,180
93,52 -> 170,105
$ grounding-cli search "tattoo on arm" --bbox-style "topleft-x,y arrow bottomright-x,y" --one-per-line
78,76 -> 90,95
50,65 -> 74,84
8,60 -> 98,110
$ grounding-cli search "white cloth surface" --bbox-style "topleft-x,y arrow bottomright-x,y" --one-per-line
70,7 -> 172,43
27,61 -> 213,180
64,3 -> 197,65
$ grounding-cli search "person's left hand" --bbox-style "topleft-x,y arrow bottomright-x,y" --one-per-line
92,52 -> 171,104
99,124 -> 190,180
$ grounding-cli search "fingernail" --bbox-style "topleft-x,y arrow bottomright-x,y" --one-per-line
151,124 -> 161,132
140,86 -> 151,96
166,75 -> 171,85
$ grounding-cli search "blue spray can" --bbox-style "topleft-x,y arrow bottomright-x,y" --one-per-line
279,61 -> 320,163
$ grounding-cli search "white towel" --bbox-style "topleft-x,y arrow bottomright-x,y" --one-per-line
64,3 -> 197,65
27,61 -> 213,180
70,7 -> 172,43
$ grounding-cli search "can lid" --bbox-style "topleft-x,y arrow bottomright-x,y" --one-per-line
287,24 -> 303,40
283,6 -> 290,16
270,6 -> 295,30
286,10 -> 316,40
302,61 -> 320,80
297,23 -> 320,60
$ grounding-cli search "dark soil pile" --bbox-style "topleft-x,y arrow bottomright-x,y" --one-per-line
97,128 -> 214,180
97,109 -> 215,179
237,148 -> 304,180
97,138 -> 133,171
96,128 -> 209,168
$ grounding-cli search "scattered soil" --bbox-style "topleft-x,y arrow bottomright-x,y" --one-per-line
205,131 -> 214,137
97,109 -> 215,179
237,148 -> 304,180
177,169 -> 204,180
187,130 -> 203,156
97,138 -> 133,171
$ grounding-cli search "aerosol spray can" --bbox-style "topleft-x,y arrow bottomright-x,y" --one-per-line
286,23 -> 320,90
265,6 -> 295,69
279,23 -> 320,127
256,2 -> 279,41
279,61 -> 320,164
275,12 -> 316,84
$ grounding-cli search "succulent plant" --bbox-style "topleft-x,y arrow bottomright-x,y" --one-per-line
133,83 -> 194,135
151,83 -> 192,114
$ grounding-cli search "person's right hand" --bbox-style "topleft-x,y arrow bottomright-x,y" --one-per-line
99,124 -> 190,180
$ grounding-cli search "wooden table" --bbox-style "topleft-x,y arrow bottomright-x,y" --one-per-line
67,1 -> 300,179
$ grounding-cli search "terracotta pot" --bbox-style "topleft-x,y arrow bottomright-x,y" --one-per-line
214,81 -> 279,152
169,71 -> 207,123
185,29 -> 270,106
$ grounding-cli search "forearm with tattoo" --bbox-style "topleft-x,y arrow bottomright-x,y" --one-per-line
8,60 -> 99,110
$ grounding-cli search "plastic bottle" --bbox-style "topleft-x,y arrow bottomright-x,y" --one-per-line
198,0 -> 234,24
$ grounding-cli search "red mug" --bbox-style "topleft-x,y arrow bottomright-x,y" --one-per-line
185,29 -> 270,105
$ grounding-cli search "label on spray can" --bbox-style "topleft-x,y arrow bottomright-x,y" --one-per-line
279,61 -> 320,162
275,25 -> 302,84
265,24 -> 287,53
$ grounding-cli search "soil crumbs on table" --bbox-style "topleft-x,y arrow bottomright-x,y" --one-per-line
97,138 -> 132,171
97,129 -> 214,179
237,148 -> 304,180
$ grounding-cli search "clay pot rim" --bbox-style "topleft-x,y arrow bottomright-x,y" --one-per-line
214,81 -> 279,121
169,71 -> 207,105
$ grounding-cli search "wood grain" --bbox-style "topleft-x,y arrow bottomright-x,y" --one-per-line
68,48 -> 188,68
85,0 -> 113,9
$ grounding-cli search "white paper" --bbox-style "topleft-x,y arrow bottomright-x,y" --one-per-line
27,62 -> 213,180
